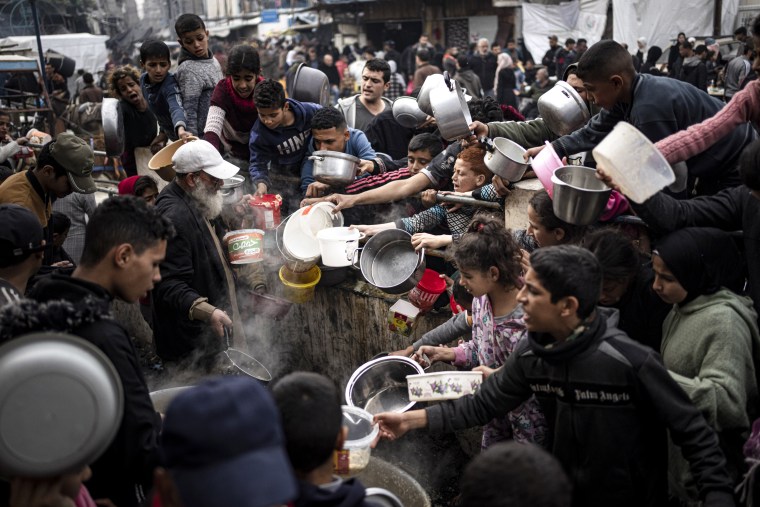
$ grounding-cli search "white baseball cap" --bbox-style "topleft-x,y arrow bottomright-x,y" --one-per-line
172,140 -> 239,180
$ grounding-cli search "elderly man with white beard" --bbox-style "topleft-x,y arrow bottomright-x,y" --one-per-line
152,140 -> 247,368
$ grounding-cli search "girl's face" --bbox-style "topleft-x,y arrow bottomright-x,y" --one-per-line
652,255 -> 687,305
452,160 -> 485,192
458,266 -> 498,298
526,205 -> 562,248
116,76 -> 143,106
231,71 -> 258,99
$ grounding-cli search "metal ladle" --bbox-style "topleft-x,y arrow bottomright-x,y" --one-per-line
223,327 -> 272,382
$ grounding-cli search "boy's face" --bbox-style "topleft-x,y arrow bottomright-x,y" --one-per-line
452,160 -> 484,192
565,74 -> 589,104
517,267 -> 566,332
116,76 -> 143,106
142,57 -> 170,84
581,75 -> 624,111
257,104 -> 287,130
407,148 -> 433,174
116,240 -> 167,303
313,127 -> 349,152
0,115 -> 10,138
178,28 -> 210,58
231,71 -> 258,99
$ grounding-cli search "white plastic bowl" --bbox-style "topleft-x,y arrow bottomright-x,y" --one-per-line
406,371 -> 483,401
592,121 -> 675,204
338,405 -> 379,475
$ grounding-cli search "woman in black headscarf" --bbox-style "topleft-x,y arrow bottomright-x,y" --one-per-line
652,227 -> 759,503
641,46 -> 663,75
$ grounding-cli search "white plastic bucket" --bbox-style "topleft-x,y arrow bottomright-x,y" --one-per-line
592,122 -> 675,204
316,227 -> 364,267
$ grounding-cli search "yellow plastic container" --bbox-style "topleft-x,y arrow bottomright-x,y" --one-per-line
279,265 -> 321,303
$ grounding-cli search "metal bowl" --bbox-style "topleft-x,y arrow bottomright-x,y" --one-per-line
551,166 -> 612,225
538,81 -> 591,136
220,174 -> 245,205
310,150 -> 359,186
417,73 -> 447,116
359,229 -> 425,294
483,137 -> 531,182
289,63 -> 331,106
392,96 -> 428,128
0,332 -> 124,477
101,97 -> 124,157
345,355 -> 424,415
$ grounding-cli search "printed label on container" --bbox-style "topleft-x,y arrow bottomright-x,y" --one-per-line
224,230 -> 264,264
333,449 -> 350,476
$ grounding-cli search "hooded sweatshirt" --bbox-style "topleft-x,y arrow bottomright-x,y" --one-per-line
679,55 -> 708,91
176,48 -> 224,136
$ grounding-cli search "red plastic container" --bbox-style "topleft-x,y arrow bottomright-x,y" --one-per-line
249,194 -> 282,230
408,269 -> 447,312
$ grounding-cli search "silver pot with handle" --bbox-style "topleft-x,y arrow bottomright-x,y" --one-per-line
288,63 -> 331,106
430,73 -> 472,141
417,73 -> 447,116
357,229 -> 425,294
480,137 -> 532,182
101,97 -> 124,157
551,166 -> 612,225
538,81 -> 591,136
220,174 -> 245,205
310,150 -> 359,186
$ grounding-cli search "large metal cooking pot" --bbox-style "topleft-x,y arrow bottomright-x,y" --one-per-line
0,332 -> 123,477
538,81 -> 591,136
358,229 -> 425,294
481,137 -> 532,182
310,150 -> 359,186
551,166 -> 612,225
220,174 -> 245,205
289,63 -> 331,106
345,355 -> 424,415
416,73 -> 446,116
101,98 -> 124,157
356,457 -> 431,507
392,96 -> 428,128
430,75 -> 472,141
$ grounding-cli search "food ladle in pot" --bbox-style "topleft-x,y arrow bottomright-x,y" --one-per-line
222,327 -> 272,382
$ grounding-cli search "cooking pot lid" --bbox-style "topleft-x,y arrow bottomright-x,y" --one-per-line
0,332 -> 124,477
312,150 -> 361,164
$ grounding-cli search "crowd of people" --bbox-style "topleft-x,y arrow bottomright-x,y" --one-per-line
1,8 -> 760,507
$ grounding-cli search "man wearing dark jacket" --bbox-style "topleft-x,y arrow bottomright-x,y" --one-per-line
374,246 -> 735,507
469,38 -> 498,96
153,140 -> 242,364
9,196 -> 172,507
677,41 -> 707,91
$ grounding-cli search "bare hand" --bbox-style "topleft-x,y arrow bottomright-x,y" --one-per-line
254,182 -> 268,197
374,412 -> 411,442
357,159 -> 374,175
9,477 -> 75,507
325,193 -> 357,212
51,261 -> 73,269
595,165 -> 623,193
524,145 -> 545,161
415,345 -> 455,365
519,249 -> 531,275
351,223 -> 394,237
468,121 -> 489,138
300,196 -> 328,208
473,365 -> 497,379
178,128 -> 193,141
419,116 -> 437,129
420,189 -> 437,208
411,232 -> 451,251
389,345 -> 414,357
210,308 -> 232,338
305,181 -> 331,198
491,175 -> 512,197
16,136 -> 29,146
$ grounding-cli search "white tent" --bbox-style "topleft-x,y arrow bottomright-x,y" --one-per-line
0,33 -> 109,90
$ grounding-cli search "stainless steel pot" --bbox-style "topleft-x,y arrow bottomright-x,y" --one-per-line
220,174 -> 245,205
310,150 -> 359,186
358,229 -> 425,294
345,355 -> 424,415
0,332 -> 123,477
101,97 -> 124,157
150,386 -> 193,413
481,137 -> 531,182
551,166 -> 612,225
417,73 -> 446,116
289,63 -> 331,106
538,81 -> 591,136
392,96 -> 428,128
430,75 -> 472,141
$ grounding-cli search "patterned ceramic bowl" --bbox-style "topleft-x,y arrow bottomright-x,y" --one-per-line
406,371 -> 483,402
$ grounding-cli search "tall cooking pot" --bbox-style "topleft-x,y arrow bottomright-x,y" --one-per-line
288,63 -> 331,106
309,150 -> 359,186
537,81 -> 591,136
358,229 -> 425,294
417,73 -> 447,116
430,74 -> 472,141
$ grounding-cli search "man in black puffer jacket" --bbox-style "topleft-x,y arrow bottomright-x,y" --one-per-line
373,246 -> 735,507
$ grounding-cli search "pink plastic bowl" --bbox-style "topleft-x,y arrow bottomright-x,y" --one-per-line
531,141 -> 563,197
